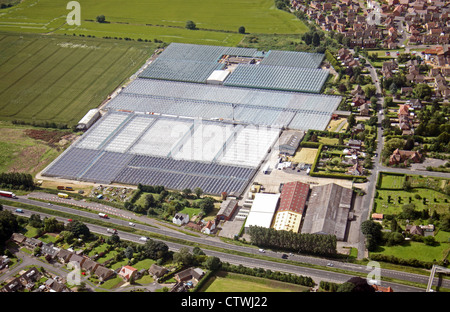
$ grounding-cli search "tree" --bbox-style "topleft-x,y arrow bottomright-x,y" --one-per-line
144,194 -> 155,209
312,33 -> 321,47
65,220 -> 90,238
96,15 -> 106,23
144,239 -> 169,260
43,217 -> 64,233
303,33 -> 312,45
347,113 -> 356,129
0,210 -> 18,247
413,83 -> 432,100
182,188 -> 192,198
185,20 -> 196,30
361,220 -> 382,251
199,197 -> 215,215
363,85 -> 377,98
238,26 -> 246,34
194,187 -> 203,199
124,246 -> 134,260
173,247 -> 194,266
203,256 -> 222,271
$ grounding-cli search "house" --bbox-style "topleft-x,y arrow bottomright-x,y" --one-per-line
389,149 -> 423,165
22,237 -> 42,250
202,220 -> 216,235
406,224 -> 424,236
80,258 -> 99,274
173,213 -> 189,226
175,267 -> 205,284
94,265 -> 115,282
0,256 -> 10,270
148,264 -> 169,279
1,278 -> 23,292
57,249 -> 74,264
41,242 -> 60,260
44,278 -> 71,292
359,103 -> 370,116
67,253 -> 85,267
118,265 -> 137,282
347,163 -> 365,176
347,139 -> 362,150
10,233 -> 26,245
409,99 -> 423,109
18,267 -> 41,290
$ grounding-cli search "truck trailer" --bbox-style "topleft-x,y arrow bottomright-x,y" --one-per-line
98,213 -> 108,218
0,191 -> 16,198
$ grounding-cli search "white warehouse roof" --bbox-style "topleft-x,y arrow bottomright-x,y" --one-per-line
207,70 -> 230,85
245,193 -> 280,230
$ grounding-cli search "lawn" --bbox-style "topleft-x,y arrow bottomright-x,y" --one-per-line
0,0 -> 308,45
0,32 -> 155,125
371,240 -> 450,263
379,173 -> 405,189
203,271 -> 310,292
289,148 -> 318,164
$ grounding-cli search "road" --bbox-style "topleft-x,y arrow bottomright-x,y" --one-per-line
2,197 -> 446,292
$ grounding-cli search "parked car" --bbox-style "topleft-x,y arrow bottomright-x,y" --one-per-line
281,254 -> 288,259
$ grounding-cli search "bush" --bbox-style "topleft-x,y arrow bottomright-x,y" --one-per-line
185,20 -> 196,30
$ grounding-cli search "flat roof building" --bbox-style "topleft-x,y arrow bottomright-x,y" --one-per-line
301,183 -> 353,241
273,181 -> 309,232
278,130 -> 304,156
244,193 -> 280,233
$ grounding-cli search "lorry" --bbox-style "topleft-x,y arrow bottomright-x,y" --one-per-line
98,213 -> 108,218
106,228 -> 117,234
0,191 -> 16,199
65,186 -> 74,191
57,186 -> 65,190
58,193 -> 69,199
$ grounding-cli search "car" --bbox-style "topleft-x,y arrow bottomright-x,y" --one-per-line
129,222 -> 135,227
15,209 -> 23,213
327,263 -> 334,267
68,219 -> 73,222
139,236 -> 148,242
281,254 -> 288,259
258,249 -> 265,253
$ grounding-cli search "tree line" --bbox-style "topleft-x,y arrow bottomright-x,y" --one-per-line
248,226 -> 337,256
0,172 -> 35,190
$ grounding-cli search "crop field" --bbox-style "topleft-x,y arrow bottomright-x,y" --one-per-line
0,32 -> 155,125
0,0 -> 308,46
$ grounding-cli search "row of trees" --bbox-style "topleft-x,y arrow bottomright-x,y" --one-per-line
248,226 -> 337,256
0,172 -> 35,190
221,262 -> 315,288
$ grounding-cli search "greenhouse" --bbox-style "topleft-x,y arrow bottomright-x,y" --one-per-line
42,112 -> 279,195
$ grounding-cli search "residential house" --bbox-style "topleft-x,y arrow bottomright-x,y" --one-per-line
347,139 -> 362,150
57,249 -> 74,264
359,103 -> 370,116
175,267 -> 205,285
118,265 -> 137,282
148,264 -> 169,279
80,258 -> 99,274
0,256 -> 11,270
201,220 -> 216,235
94,265 -> 115,282
44,278 -> 71,292
389,149 -> 423,165
406,224 -> 424,236
347,163 -> 365,176
173,213 -> 189,226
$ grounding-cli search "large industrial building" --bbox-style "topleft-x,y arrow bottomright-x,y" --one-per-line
301,183 -> 353,241
244,193 -> 280,232
42,43 -> 342,196
272,181 -> 310,232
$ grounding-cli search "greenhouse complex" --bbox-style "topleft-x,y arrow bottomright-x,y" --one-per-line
42,43 -> 342,195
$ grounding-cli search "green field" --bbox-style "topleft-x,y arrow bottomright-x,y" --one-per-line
0,32 -> 155,125
202,271 -> 310,292
0,0 -> 308,45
